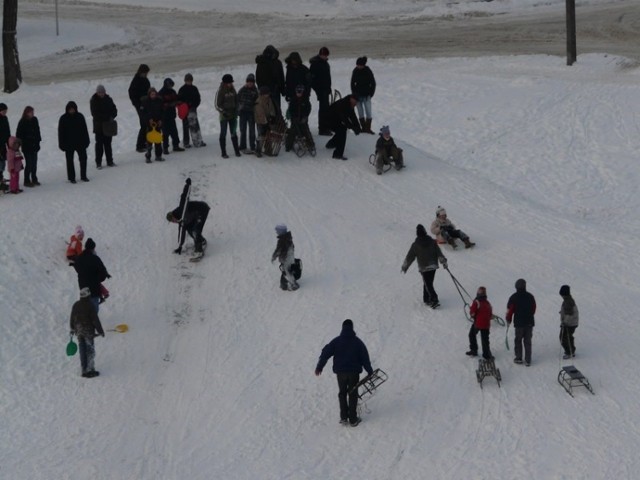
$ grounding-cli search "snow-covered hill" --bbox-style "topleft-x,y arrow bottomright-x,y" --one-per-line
2,54 -> 640,479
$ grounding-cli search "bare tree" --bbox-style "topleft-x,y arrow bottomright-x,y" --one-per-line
3,0 -> 22,92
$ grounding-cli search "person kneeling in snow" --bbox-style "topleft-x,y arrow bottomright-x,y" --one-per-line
374,125 -> 403,174
271,224 -> 298,291
430,206 -> 475,249
166,179 -> 210,256
70,287 -> 105,378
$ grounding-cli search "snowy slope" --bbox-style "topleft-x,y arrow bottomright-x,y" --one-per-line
2,55 -> 640,479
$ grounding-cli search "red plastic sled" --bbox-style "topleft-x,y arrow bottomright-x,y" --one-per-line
177,103 -> 189,120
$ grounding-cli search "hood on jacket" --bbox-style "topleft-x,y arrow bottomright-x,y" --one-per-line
263,45 -> 279,60
515,278 -> 527,291
340,319 -> 355,336
65,101 -> 78,114
285,52 -> 303,67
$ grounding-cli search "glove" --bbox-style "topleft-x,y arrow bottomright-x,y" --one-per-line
442,260 -> 448,268
106,274 -> 112,279
174,247 -> 182,255
70,330 -> 75,336
401,266 -> 407,274
100,332 -> 105,337
315,369 -> 322,376
186,178 -> 191,186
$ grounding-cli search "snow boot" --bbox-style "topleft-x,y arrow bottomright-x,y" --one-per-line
447,237 -> 457,249
220,138 -> 229,159
349,417 -> 362,427
464,238 -> 476,249
365,118 -> 374,134
174,146 -> 185,152
256,140 -> 263,158
231,135 -> 242,157
358,117 -> 366,133
163,146 -> 170,155
466,351 -> 478,357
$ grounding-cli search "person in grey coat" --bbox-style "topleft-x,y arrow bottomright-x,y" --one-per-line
401,224 -> 447,308
271,224 -> 298,291
70,287 -> 105,378
559,284 -> 579,359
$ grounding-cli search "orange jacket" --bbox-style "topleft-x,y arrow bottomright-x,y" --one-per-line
66,235 -> 83,259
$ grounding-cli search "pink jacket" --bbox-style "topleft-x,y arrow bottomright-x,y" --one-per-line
6,137 -> 24,172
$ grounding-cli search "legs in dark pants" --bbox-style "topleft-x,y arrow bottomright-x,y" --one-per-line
78,149 -> 88,180
420,270 -> 438,305
188,210 -> 209,253
560,326 -> 577,356
136,109 -> 147,150
239,111 -> 256,150
182,117 -> 191,146
95,132 -> 113,166
317,91 -> 330,133
330,126 -> 347,158
337,372 -> 360,423
65,150 -> 76,181
162,117 -> 180,150
514,326 -> 533,363
78,335 -> 96,374
23,151 -> 37,184
65,149 -> 87,181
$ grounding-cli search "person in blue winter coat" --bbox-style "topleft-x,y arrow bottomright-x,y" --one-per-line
315,319 -> 374,427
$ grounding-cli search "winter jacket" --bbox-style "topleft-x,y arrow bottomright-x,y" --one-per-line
6,137 -> 23,173
255,45 -> 285,96
430,217 -> 456,238
254,95 -> 276,126
375,135 -> 399,157
140,95 -> 163,124
560,295 -> 579,327
70,297 -> 104,339
58,102 -> 90,152
287,95 -> 312,122
272,231 -> 294,265
128,74 -> 150,109
402,235 -> 446,273
215,84 -> 238,120
89,93 -> 118,135
158,86 -> 179,120
16,116 -> 41,153
350,66 -> 376,98
327,96 -> 361,133
178,84 -> 201,109
470,296 -> 493,330
237,85 -> 259,114
506,288 -> 536,328
316,324 -> 374,375
66,234 -> 83,260
73,249 -> 110,298
309,55 -> 331,95
284,52 -> 311,100
0,115 -> 10,160
171,201 -> 210,249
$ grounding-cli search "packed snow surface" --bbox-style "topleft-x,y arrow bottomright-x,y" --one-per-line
2,53 -> 640,479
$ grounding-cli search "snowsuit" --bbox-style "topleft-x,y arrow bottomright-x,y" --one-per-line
375,135 -> 404,172
6,137 -> 24,193
430,216 -> 471,245
90,92 -> 118,167
284,52 -> 311,101
128,71 -> 151,150
350,65 -> 376,128
66,234 -> 83,260
178,83 -> 203,147
215,83 -> 240,157
316,322 -> 374,425
70,296 -> 104,375
16,114 -> 41,185
255,45 -> 285,113
285,95 -> 314,152
140,94 -> 164,160
0,113 -> 10,185
254,95 -> 277,157
469,296 -> 493,359
326,96 -> 361,159
560,295 -> 579,357
271,231 -> 298,291
73,249 -> 110,312
402,229 -> 447,306
506,284 -> 536,364
309,54 -> 332,134
237,84 -> 259,151
171,200 -> 210,254
58,101 -> 90,182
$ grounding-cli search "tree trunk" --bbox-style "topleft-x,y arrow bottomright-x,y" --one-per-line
3,0 -> 22,93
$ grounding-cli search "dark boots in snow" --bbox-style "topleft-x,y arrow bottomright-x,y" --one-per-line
220,138 -> 228,158
231,135 -> 242,157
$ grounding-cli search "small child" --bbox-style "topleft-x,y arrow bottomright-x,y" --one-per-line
66,226 -> 110,303
254,86 -> 277,158
6,136 -> 24,194
374,125 -> 403,174
285,84 -> 315,153
559,285 -> 579,359
271,224 -> 299,291
430,206 -> 475,249
237,73 -> 259,153
467,286 -> 493,359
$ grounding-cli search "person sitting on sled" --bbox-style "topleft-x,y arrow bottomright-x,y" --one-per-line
430,206 -> 475,249
166,178 -> 210,257
374,125 -> 403,174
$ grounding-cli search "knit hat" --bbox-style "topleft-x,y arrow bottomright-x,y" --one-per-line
137,64 -> 150,74
164,78 -> 174,88
477,286 -> 487,297
559,285 -> 571,296
356,56 -> 367,66
436,206 -> 447,217
222,74 -> 234,84
380,125 -> 390,135
96,84 -> 106,94
259,85 -> 271,95
75,225 -> 84,238
85,238 -> 96,251
515,278 -> 526,290
416,224 -> 427,238
184,73 -> 193,82
275,224 -> 288,235
319,46 -> 330,56
166,211 -> 176,222
148,87 -> 157,95
246,73 -> 255,83
79,287 -> 91,298
342,319 -> 353,330
0,103 -> 7,112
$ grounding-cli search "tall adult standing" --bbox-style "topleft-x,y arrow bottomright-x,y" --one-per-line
506,278 -> 537,366
350,56 -> 376,134
215,74 -> 241,158
0,103 -> 11,190
90,85 -> 118,169
315,319 -> 374,427
128,64 -> 151,152
73,238 -> 111,313
58,101 -> 91,183
284,52 -> 311,102
309,46 -> 332,136
16,106 -> 42,187
325,94 -> 361,160
255,45 -> 285,114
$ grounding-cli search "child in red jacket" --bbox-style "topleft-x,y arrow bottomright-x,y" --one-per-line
466,286 -> 493,359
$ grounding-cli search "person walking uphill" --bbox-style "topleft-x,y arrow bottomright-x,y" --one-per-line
215,74 -> 241,158
90,85 -> 118,169
128,64 -> 151,152
58,101 -> 91,183
309,46 -> 332,136
506,278 -> 536,366
73,238 -> 111,313
559,284 -> 579,359
70,287 -> 105,378
325,94 -> 361,160
16,106 -> 42,187
315,319 -> 374,427
401,224 -> 447,309
271,224 -> 298,291
466,286 -> 493,359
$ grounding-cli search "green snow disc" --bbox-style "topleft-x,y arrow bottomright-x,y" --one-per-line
66,338 -> 78,357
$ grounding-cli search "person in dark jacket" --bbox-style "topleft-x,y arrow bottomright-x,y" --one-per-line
350,56 -> 376,134
90,85 -> 118,169
0,103 -> 11,190
559,284 -> 579,359
178,73 -> 204,148
215,74 -> 241,158
401,224 -> 447,308
140,88 -> 164,163
255,45 -> 285,113
284,52 -> 311,102
159,78 -> 185,154
166,178 -> 210,255
128,64 -> 151,151
58,101 -> 91,183
285,85 -> 315,152
70,287 -> 105,378
16,106 -> 41,187
237,73 -> 259,153
467,286 -> 493,359
309,46 -> 332,135
506,279 -> 537,366
315,319 -> 374,427
271,224 -> 298,291
325,95 -> 361,160
73,238 -> 111,313
374,125 -> 404,174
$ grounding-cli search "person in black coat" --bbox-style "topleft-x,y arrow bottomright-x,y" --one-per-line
325,94 -> 361,160
73,238 -> 111,313
90,85 -> 118,169
166,179 -> 210,255
140,88 -> 164,162
178,73 -> 203,148
16,106 -> 42,187
128,64 -> 151,151
158,78 -> 184,154
350,57 -> 377,134
315,319 -> 374,427
506,278 -> 537,366
58,101 -> 91,183
284,52 -> 311,102
0,103 -> 11,189
255,45 -> 285,113
309,47 -> 332,135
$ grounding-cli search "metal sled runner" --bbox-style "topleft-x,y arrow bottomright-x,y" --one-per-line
558,365 -> 594,397
350,369 -> 388,401
476,358 -> 501,389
